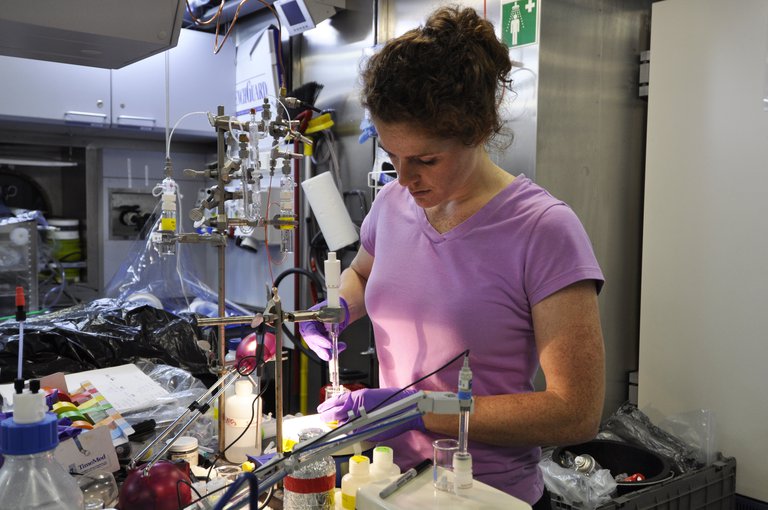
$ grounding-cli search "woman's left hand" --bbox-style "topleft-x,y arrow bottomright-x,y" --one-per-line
317,387 -> 425,441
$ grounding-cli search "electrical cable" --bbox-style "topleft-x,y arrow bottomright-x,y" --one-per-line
185,480 -> 274,510
191,366 -> 272,509
176,478 -> 203,509
286,348 -> 471,463
296,412 -> 418,458
272,266 -> 326,365
311,131 -> 343,192
370,349 -> 471,413
205,354 -> 269,483
185,0 -> 225,26
211,471 -> 259,510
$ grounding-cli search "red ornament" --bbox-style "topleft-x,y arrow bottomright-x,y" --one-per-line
118,460 -> 192,510
235,331 -> 277,373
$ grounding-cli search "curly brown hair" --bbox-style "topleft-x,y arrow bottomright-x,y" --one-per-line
362,5 -> 512,147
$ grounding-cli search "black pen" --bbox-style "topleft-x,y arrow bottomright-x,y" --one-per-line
379,458 -> 432,499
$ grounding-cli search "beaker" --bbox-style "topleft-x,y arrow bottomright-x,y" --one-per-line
432,438 -> 459,492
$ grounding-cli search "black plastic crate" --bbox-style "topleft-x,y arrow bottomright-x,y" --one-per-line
551,456 -> 736,510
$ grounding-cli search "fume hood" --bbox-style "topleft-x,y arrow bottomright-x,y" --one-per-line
0,0 -> 185,69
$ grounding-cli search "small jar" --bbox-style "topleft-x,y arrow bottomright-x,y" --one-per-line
167,436 -> 199,467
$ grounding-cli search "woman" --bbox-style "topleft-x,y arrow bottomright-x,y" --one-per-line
299,5 -> 605,506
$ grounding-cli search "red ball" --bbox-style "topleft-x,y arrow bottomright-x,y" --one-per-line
118,460 -> 192,510
235,331 -> 276,373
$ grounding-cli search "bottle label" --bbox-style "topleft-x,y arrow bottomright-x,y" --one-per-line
341,492 -> 356,509
284,473 -> 335,493
169,450 -> 198,467
161,217 -> 176,231
225,416 -> 254,428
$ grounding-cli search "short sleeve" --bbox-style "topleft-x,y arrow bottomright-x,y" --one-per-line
524,204 -> 604,306
360,182 -> 394,257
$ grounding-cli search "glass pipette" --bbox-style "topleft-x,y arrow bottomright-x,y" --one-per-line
324,252 -> 343,397
328,324 -> 341,395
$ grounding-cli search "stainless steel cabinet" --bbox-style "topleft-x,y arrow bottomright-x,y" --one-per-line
111,29 -> 236,136
0,56 -> 110,125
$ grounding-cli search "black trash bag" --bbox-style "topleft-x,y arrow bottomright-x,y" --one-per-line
0,298 -> 210,383
600,402 -> 702,475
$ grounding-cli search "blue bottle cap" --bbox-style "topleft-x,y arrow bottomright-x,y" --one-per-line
0,413 -> 58,455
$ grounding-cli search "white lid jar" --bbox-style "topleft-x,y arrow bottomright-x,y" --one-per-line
167,436 -> 198,467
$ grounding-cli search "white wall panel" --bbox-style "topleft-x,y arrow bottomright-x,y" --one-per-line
640,0 -> 768,500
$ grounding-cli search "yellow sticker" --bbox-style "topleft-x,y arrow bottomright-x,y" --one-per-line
283,438 -> 297,452
161,218 -> 176,231
341,492 -> 356,509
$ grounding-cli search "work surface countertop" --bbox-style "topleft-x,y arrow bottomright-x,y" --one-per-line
355,467 -> 532,510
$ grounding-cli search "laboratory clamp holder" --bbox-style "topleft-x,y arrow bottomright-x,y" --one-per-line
117,90 -> 477,509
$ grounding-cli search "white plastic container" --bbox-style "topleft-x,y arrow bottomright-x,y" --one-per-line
0,381 -> 85,509
167,436 -> 199,467
341,455 -> 372,510
223,379 -> 261,463
370,446 -> 400,481
223,338 -> 243,401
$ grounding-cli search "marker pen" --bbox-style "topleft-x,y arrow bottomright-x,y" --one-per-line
379,458 -> 431,499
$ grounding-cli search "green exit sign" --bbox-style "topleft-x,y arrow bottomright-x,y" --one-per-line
502,0 -> 539,48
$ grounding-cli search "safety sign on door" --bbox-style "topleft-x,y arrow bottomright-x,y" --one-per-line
501,0 -> 539,48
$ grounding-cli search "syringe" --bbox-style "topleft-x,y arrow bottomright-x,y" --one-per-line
325,252 -> 343,397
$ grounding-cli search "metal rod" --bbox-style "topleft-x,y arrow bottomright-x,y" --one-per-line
272,287 -> 284,454
195,308 -> 341,327
132,368 -> 239,470
196,315 -> 261,326
216,105 -> 228,459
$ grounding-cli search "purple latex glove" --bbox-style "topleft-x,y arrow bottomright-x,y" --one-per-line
297,298 -> 350,361
317,388 -> 424,442
56,417 -> 84,442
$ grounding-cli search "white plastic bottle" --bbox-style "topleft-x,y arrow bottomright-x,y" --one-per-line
223,379 -> 262,463
369,446 -> 401,481
223,338 -> 243,400
341,455 -> 372,510
0,380 -> 84,509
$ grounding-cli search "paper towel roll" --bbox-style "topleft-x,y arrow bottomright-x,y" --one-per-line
301,172 -> 359,251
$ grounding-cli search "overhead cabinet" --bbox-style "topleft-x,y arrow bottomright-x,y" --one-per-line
112,29 -> 235,136
0,56 -> 111,126
0,29 -> 235,137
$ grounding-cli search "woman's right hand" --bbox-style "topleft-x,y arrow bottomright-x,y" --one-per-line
297,297 -> 350,361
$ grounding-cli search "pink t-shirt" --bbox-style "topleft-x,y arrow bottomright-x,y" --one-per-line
360,175 -> 604,504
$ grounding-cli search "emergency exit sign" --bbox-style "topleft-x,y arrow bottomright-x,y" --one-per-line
502,0 -> 539,48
